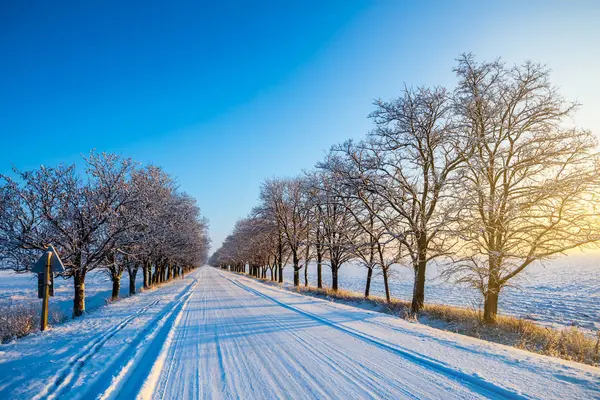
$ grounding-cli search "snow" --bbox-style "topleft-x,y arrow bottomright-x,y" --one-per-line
1,266 -> 598,399
283,252 -> 600,332
0,269 -> 143,321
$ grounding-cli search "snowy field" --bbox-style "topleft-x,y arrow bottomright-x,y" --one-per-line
1,251 -> 597,334
283,251 -> 600,332
0,269 -> 142,321
1,267 -> 598,399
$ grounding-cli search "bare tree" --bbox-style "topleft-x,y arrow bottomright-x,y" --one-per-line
305,172 -> 326,288
260,178 -> 309,287
0,155 -> 210,315
325,86 -> 462,313
0,152 -> 137,316
320,144 -> 403,301
450,54 -> 600,322
315,170 -> 360,291
210,53 -> 600,328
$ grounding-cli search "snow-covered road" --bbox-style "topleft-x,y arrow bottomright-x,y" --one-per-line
1,267 -> 599,399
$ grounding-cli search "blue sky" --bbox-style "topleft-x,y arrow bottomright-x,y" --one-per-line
1,1 -> 599,249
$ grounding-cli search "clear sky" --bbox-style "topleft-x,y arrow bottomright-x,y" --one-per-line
1,1 -> 599,250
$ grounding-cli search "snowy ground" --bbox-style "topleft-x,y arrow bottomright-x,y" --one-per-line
0,268 -> 142,321
283,252 -> 600,332
1,266 -> 598,399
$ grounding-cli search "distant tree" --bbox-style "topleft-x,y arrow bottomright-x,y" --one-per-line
260,178 -> 310,287
305,172 -> 326,288
320,143 -> 403,301
313,170 -> 360,291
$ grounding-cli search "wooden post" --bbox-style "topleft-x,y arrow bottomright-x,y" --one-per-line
40,253 -> 51,331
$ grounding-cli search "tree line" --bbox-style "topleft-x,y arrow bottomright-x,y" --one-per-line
0,151 -> 210,317
210,54 -> 600,323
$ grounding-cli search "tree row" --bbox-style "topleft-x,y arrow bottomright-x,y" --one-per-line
211,55 -> 600,323
0,152 -> 210,317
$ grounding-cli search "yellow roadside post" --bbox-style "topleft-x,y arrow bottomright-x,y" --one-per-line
32,245 -> 65,331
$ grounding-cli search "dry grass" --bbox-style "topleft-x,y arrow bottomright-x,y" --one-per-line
0,301 -> 67,343
239,272 -> 600,367
422,303 -> 600,365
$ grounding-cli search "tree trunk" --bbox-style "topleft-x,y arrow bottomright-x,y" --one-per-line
483,278 -> 501,323
331,261 -> 339,291
382,267 -> 391,303
73,271 -> 86,317
143,262 -> 149,289
411,263 -> 426,314
304,239 -> 310,287
128,268 -> 137,295
304,263 -> 308,287
111,276 -> 121,300
365,231 -> 375,298
277,235 -> 284,283
364,267 -> 373,298
293,251 -> 300,287
293,268 -> 299,286
317,252 -> 322,289
411,238 -> 427,314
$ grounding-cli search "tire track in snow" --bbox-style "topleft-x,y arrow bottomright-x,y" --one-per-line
220,274 -> 396,399
222,272 -> 473,399
227,274 -> 528,400
95,277 -> 199,400
217,277 -> 333,399
213,270 -> 469,399
151,268 -> 224,400
204,272 -> 301,399
153,283 -> 197,400
213,322 -> 227,393
32,298 -> 162,400
257,308 -> 420,399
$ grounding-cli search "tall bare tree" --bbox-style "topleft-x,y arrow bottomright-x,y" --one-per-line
305,172 -> 326,288
316,170 -> 360,291
326,87 -> 462,313
321,143 -> 404,302
451,54 -> 600,322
